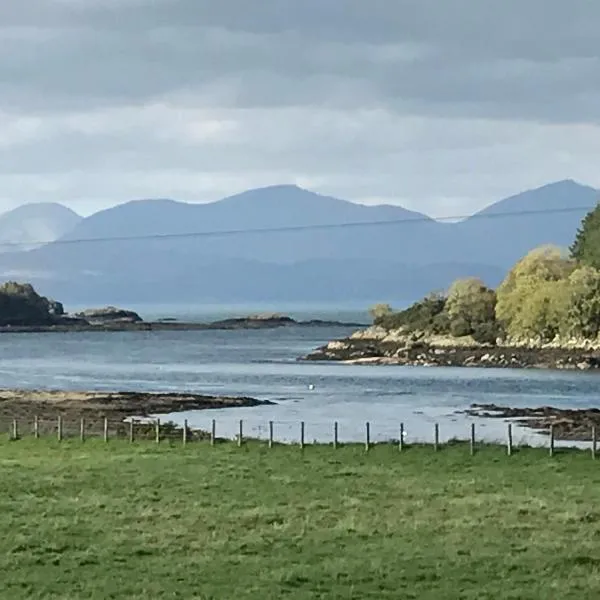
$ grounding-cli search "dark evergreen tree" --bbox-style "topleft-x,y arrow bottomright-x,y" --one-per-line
570,201 -> 600,268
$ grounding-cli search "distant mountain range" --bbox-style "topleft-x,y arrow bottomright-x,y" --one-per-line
0,203 -> 82,252
0,179 -> 596,305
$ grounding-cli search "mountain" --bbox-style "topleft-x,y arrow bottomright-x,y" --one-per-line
0,181 -> 596,305
0,203 -> 82,252
56,184 -> 444,264
453,179 -> 599,268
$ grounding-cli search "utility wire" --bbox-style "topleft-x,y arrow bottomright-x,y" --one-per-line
0,203 -> 595,250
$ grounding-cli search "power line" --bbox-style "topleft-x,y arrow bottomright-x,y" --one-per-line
0,203 -> 595,250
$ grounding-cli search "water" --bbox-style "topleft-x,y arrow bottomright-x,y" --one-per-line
64,302 -> 372,324
0,325 -> 599,447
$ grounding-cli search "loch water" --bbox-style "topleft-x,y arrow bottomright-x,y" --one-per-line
0,310 -> 599,447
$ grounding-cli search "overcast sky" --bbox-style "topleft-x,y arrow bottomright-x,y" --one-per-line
1,0 -> 599,218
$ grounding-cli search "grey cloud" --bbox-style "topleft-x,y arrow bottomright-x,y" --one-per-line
0,0 -> 599,216
0,1 -> 599,123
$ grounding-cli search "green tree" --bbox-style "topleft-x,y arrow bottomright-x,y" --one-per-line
445,278 -> 496,330
496,246 -> 574,340
563,266 -> 600,338
570,201 -> 600,268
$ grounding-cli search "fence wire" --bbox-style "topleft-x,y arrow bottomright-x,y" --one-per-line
1,415 -> 596,455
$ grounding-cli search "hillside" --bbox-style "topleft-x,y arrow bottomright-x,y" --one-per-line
453,179 -> 599,267
0,181 -> 595,304
0,203 -> 82,251
56,184 -> 442,264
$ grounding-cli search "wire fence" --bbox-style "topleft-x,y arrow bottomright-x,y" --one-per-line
1,415 -> 597,458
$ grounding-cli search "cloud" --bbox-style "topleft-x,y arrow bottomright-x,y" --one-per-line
0,0 -> 599,216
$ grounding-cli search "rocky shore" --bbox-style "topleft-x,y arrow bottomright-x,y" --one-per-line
302,327 -> 600,371
0,388 -> 272,437
0,282 -> 365,333
465,404 -> 600,442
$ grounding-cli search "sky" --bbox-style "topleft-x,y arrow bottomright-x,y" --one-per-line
1,0 -> 599,218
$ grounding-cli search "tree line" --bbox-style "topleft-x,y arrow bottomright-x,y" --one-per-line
370,201 -> 600,345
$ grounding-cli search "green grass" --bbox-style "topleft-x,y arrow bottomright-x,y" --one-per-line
1,439 -> 600,599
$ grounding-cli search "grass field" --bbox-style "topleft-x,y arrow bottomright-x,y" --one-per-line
1,439 -> 600,599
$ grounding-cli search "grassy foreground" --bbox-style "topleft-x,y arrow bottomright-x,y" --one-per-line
1,440 -> 600,599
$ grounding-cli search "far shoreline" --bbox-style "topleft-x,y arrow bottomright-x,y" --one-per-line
0,318 -> 366,335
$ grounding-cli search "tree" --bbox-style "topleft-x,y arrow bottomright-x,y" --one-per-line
564,266 -> 600,338
496,245 -> 574,340
445,278 -> 496,330
374,292 -> 449,333
570,201 -> 600,268
368,303 -> 392,322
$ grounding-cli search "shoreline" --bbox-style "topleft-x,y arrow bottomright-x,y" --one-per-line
0,389 -> 272,436
464,404 -> 600,442
302,334 -> 600,371
0,318 -> 365,334
1,389 -> 599,443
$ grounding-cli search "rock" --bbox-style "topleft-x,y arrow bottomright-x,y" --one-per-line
75,306 -> 143,324
301,325 -> 600,371
327,341 -> 350,351
48,299 -> 64,316
0,281 -> 59,326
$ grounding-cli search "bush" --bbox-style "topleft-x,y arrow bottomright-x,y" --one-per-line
449,316 -> 472,338
472,321 -> 501,345
377,293 -> 447,332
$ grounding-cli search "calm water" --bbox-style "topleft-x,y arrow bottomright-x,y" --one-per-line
0,323 -> 599,447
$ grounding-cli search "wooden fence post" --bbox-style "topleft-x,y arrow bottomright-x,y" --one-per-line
238,420 -> 243,447
268,421 -> 274,448
155,419 -> 160,444
103,418 -> 108,442
129,419 -> 134,443
434,423 -> 439,451
333,421 -> 338,449
183,419 -> 188,445
507,423 -> 513,456
300,421 -> 305,449
12,419 -> 18,441
34,415 -> 39,439
365,422 -> 370,452
211,419 -> 216,446
593,426 -> 597,460
399,423 -> 404,452
80,418 -> 85,442
549,424 -> 555,457
470,423 -> 475,456
57,416 -> 63,442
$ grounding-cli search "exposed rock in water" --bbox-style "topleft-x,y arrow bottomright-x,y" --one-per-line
73,306 -> 143,324
465,403 -> 600,442
0,281 -> 63,326
208,314 -> 296,329
0,283 -> 366,332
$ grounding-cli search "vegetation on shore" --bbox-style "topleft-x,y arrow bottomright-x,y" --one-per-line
370,201 -> 600,346
2,439 -> 600,599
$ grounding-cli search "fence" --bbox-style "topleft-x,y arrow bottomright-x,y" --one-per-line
1,415 -> 598,458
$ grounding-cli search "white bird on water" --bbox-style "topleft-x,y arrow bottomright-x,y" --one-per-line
308,384 -> 315,390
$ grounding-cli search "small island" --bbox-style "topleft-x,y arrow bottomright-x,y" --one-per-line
0,284 -> 364,333
303,199 -> 600,370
